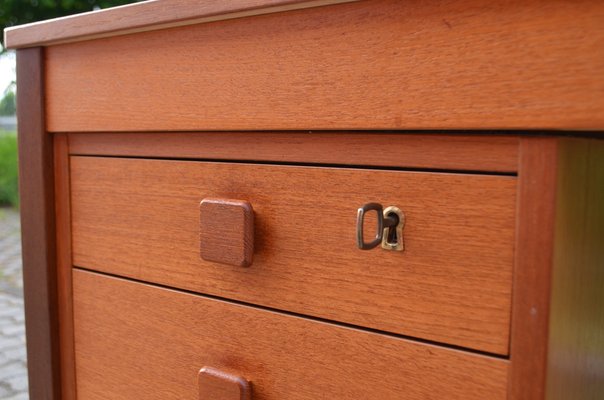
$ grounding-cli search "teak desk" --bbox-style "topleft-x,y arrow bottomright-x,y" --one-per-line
5,1 -> 604,399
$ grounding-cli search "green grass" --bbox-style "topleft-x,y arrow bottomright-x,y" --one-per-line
0,130 -> 18,208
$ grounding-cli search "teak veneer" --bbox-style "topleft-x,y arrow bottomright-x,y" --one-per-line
42,0 -> 604,131
72,269 -> 509,400
7,0 -> 604,399
70,156 -> 516,354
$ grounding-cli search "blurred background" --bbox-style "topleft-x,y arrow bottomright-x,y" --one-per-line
0,2 -> 140,398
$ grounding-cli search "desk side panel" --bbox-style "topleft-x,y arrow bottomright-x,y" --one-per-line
16,47 -> 61,400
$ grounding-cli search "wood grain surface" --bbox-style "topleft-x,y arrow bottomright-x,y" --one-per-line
67,132 -> 520,173
16,47 -> 61,400
53,134 -> 77,400
200,198 -> 255,267
45,0 -> 604,132
72,269 -> 509,400
508,137 -> 559,400
70,156 -> 516,354
198,367 -> 252,400
4,0 -> 358,49
545,139 -> 604,399
509,137 -> 604,399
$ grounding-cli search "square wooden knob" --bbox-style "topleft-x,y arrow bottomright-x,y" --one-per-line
199,367 -> 251,400
200,198 -> 254,267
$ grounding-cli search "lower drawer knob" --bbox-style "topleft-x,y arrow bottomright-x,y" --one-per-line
199,367 -> 252,400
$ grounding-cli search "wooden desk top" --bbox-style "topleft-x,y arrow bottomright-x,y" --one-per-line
4,0 -> 358,49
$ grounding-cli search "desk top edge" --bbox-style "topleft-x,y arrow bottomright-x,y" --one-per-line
4,0 -> 358,49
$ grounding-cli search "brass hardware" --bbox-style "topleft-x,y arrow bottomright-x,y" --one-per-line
357,203 -> 384,250
381,206 -> 405,251
357,203 -> 405,251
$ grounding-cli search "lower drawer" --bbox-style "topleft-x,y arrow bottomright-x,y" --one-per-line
73,269 -> 509,400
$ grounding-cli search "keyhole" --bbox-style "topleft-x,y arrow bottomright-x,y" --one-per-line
381,206 -> 404,251
385,212 -> 399,245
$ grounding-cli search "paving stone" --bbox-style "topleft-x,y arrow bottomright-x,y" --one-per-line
3,392 -> 29,400
0,384 -> 12,398
0,337 -> 23,352
5,374 -> 29,393
0,351 -> 9,365
0,208 -> 28,399
1,324 -> 25,337
3,346 -> 27,361
0,363 -> 22,380
0,308 -> 22,319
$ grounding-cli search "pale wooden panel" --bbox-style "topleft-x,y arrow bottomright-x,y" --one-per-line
508,137 -> 604,399
68,132 -> 520,173
5,0 -> 358,49
70,156 -> 516,354
73,269 -> 509,400
546,139 -> 604,399
46,0 -> 604,132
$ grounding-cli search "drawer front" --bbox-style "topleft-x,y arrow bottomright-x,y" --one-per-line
70,156 -> 516,354
73,269 -> 509,399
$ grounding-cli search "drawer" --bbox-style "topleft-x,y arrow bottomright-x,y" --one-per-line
70,156 -> 516,354
73,269 -> 509,399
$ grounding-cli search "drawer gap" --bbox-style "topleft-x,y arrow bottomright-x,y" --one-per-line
68,154 -> 518,177
72,265 -> 510,361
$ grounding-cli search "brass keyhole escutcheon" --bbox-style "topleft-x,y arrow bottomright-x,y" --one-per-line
381,206 -> 405,251
356,203 -> 405,251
